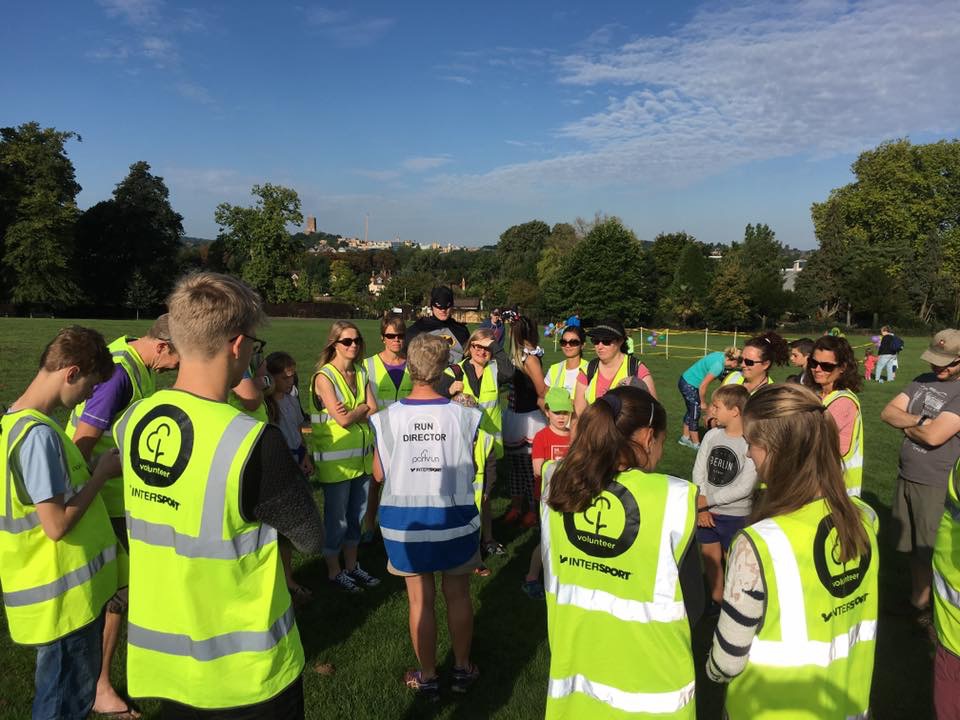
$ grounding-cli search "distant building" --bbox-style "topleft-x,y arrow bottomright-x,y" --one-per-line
368,270 -> 391,296
305,216 -> 316,234
782,259 -> 806,291
451,296 -> 483,324
708,250 -> 723,261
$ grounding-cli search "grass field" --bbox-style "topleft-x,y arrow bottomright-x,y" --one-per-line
0,317 -> 941,719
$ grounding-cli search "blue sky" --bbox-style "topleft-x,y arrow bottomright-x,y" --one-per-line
3,0 -> 959,249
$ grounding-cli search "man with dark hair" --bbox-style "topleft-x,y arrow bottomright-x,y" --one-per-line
405,286 -> 470,364
478,308 -> 505,348
1,326 -> 120,720
876,325 -> 904,382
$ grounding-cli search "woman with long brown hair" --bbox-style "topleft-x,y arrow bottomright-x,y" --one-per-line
722,331 -> 789,394
542,386 -> 701,718
707,383 -> 878,719
310,320 -> 380,593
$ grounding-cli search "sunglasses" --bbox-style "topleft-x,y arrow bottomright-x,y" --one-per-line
335,337 -> 362,348
591,337 -> 619,346
807,358 -> 839,372
383,333 -> 404,340
559,339 -> 582,347
740,358 -> 765,367
938,359 -> 960,369
470,342 -> 493,352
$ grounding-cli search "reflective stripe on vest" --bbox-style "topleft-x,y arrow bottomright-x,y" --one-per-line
585,356 -> 630,404
364,355 -> 412,409
128,605 -> 296,662
308,364 -> 372,481
823,390 -> 864,497
3,545 -> 117,607
548,675 -> 696,715
380,516 -> 480,544
934,460 -> 960,656
447,361 -> 502,458
547,360 -> 587,398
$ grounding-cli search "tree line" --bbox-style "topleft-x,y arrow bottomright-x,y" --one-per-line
2,121 -> 957,329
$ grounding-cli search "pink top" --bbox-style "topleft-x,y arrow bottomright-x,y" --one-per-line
864,356 -> 877,375
826,395 -> 858,455
577,359 -> 651,399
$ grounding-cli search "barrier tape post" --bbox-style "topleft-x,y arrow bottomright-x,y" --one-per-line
666,329 -> 670,360
733,328 -> 738,348
639,326 -> 644,356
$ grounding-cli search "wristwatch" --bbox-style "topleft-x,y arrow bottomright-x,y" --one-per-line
917,415 -> 929,426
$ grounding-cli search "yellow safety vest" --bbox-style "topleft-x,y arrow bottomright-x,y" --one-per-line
584,356 -> 631,404
364,353 -> 413,409
0,410 -> 118,645
546,359 -> 589,399
309,363 -> 373,483
445,360 -> 503,459
228,387 -> 269,423
68,336 -> 155,518
542,468 -> 698,718
822,390 -> 864,497
726,498 -> 878,719
722,371 -> 774,393
473,429 -> 494,510
114,390 -> 303,708
934,458 -> 960,658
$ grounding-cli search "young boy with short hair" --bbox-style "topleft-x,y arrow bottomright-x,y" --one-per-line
0,326 -> 120,720
693,384 -> 758,607
523,387 -> 574,598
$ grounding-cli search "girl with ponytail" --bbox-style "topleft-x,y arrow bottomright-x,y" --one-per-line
542,386 -> 703,718
708,383 -> 878,719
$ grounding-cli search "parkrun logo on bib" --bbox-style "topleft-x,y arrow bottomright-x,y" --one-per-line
129,404 -> 194,490
813,515 -> 871,598
404,415 -> 445,473
563,481 -> 640,558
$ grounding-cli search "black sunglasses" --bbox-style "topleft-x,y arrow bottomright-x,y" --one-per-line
383,333 -> 404,340
591,337 -> 619,346
807,358 -> 839,372
740,358 -> 763,367
336,337 -> 362,348
231,333 -> 267,355
470,342 -> 493,352
559,339 -> 582,347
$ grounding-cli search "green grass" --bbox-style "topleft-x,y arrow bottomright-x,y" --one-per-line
0,318 -> 938,719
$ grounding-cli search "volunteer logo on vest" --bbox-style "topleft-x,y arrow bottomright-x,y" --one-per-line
403,415 -> 447,473
563,481 -> 639,558
707,447 -> 739,487
813,515 -> 871,598
129,404 -> 194,488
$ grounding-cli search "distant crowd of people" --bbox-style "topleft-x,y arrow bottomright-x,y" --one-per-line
2,276 -> 960,719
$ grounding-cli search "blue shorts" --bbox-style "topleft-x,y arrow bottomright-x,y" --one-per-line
696,513 -> 748,551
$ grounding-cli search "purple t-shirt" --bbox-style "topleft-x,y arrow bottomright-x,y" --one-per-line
78,364 -> 133,431
383,359 -> 407,390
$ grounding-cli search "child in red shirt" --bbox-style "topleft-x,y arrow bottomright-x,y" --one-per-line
523,387 -> 573,598
863,348 -> 877,381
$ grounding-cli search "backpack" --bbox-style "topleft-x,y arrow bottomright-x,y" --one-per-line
891,336 -> 904,353
585,355 -> 643,386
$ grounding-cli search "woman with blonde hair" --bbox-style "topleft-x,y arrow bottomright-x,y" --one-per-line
310,320 -> 380,593
677,345 -> 742,449
542,386 -> 701,718
707,383 -> 878,719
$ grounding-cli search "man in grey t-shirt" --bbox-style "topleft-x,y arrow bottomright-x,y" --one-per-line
881,329 -> 960,613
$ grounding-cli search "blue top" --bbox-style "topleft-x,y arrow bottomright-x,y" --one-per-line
681,351 -> 726,387
12,424 -> 69,504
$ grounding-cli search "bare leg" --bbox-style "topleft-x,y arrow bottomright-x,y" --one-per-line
404,574 -> 438,678
93,610 -> 135,715
441,574 -> 474,669
325,553 -> 342,580
701,542 -> 724,604
481,496 -> 494,543
690,429 -> 701,445
525,543 -> 542,582
364,481 -> 382,534
343,543 -> 359,573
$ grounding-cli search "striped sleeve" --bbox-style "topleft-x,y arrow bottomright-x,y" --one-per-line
706,534 -> 765,683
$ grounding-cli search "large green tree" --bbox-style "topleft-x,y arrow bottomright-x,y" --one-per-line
214,183 -> 303,303
74,161 -> 184,308
497,220 -> 550,283
0,122 -> 82,305
740,223 -> 787,328
807,138 -> 960,325
661,242 -> 709,326
706,245 -> 751,328
545,218 -> 655,324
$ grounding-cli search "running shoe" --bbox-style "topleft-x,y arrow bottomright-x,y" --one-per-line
348,564 -> 381,588
482,540 -> 506,557
404,670 -> 440,700
521,580 -> 545,599
330,570 -> 362,594
451,663 -> 480,693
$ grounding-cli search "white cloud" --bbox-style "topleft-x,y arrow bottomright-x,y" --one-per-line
434,0 -> 960,198
175,81 -> 214,105
354,169 -> 402,182
440,75 -> 473,85
401,156 -> 452,172
302,7 -> 395,47
98,0 -> 160,27
141,36 -> 177,66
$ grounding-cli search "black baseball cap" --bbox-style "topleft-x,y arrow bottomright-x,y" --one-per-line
589,319 -> 626,342
430,286 -> 454,308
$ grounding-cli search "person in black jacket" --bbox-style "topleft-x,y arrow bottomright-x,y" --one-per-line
876,325 -> 904,382
405,286 -> 471,364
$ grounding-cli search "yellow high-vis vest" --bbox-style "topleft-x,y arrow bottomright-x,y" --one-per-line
542,468 -> 698,718
472,429 -> 494,510
0,410 -> 118,645
309,363 -> 373,483
546,359 -> 589,400
822,389 -> 864,497
364,353 -> 413,409
725,498 -> 879,719
68,336 -> 155,518
722,371 -> 774,393
934,458 -> 960,659
114,390 -> 303,708
584,356 -> 637,404
445,360 -> 503,459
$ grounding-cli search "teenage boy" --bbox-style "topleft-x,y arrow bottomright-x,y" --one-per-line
0,326 -> 120,720
786,338 -> 814,385
113,272 -> 323,718
693,384 -> 758,607
68,314 -> 179,718
523,387 -> 574,598
881,329 -> 960,618
876,325 -> 904,382
405,286 -> 470,364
